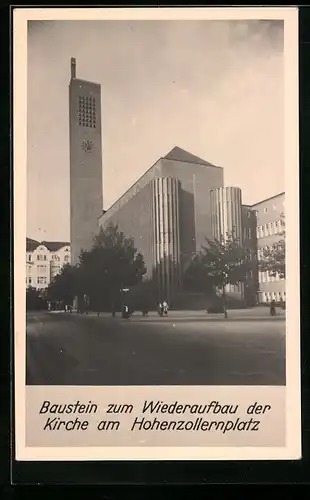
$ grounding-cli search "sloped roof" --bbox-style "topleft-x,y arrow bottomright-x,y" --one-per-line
42,241 -> 70,252
164,146 -> 219,168
26,238 -> 40,252
26,237 -> 70,252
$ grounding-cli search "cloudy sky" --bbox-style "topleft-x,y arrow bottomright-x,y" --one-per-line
27,19 -> 284,242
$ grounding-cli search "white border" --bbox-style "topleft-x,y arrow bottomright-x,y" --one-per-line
14,7 -> 300,461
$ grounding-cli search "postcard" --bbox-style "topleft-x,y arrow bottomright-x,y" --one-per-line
13,6 -> 300,461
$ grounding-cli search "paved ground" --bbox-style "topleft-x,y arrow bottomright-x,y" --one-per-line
26,308 -> 286,386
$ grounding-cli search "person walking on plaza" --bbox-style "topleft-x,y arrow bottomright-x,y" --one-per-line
158,302 -> 163,316
270,300 -> 276,317
162,300 -> 169,316
122,304 -> 130,319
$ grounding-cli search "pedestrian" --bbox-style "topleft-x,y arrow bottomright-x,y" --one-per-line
122,304 -> 130,319
270,300 -> 276,317
158,302 -> 163,316
162,300 -> 169,316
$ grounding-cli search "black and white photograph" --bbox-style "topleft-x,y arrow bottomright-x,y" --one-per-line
14,7 -> 300,461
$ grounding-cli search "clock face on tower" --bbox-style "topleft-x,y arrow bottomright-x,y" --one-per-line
81,139 -> 94,153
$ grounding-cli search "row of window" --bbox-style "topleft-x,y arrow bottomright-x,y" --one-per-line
260,291 -> 286,302
256,202 -> 284,216
27,264 -> 62,273
256,219 -> 284,239
78,118 -> 96,128
79,96 -> 96,105
27,254 -> 70,262
26,277 -> 47,285
245,202 -> 284,219
36,254 -> 47,261
78,104 -> 96,113
258,271 -> 284,283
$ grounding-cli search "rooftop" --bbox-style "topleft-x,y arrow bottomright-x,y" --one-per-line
164,146 -> 220,168
251,192 -> 285,207
26,238 -> 70,252
100,146 -> 221,218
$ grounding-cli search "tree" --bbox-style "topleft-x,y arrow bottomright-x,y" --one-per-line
259,214 -> 285,279
78,224 -> 147,313
183,232 -> 252,318
26,286 -> 46,311
46,264 -> 78,305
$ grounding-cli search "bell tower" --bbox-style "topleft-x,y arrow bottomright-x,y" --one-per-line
69,58 -> 103,265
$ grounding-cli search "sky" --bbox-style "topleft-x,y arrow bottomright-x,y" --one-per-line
27,19 -> 284,242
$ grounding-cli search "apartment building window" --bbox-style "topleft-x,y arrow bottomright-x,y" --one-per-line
274,221 -> 279,234
64,255 -> 70,263
37,265 -> 47,272
37,255 -> 47,261
37,277 -> 47,284
28,277 -> 32,284
28,254 -> 31,261
52,254 -> 60,261
264,207 -> 268,213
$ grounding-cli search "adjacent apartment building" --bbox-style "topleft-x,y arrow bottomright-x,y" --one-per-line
26,238 -> 71,291
252,192 -> 285,304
